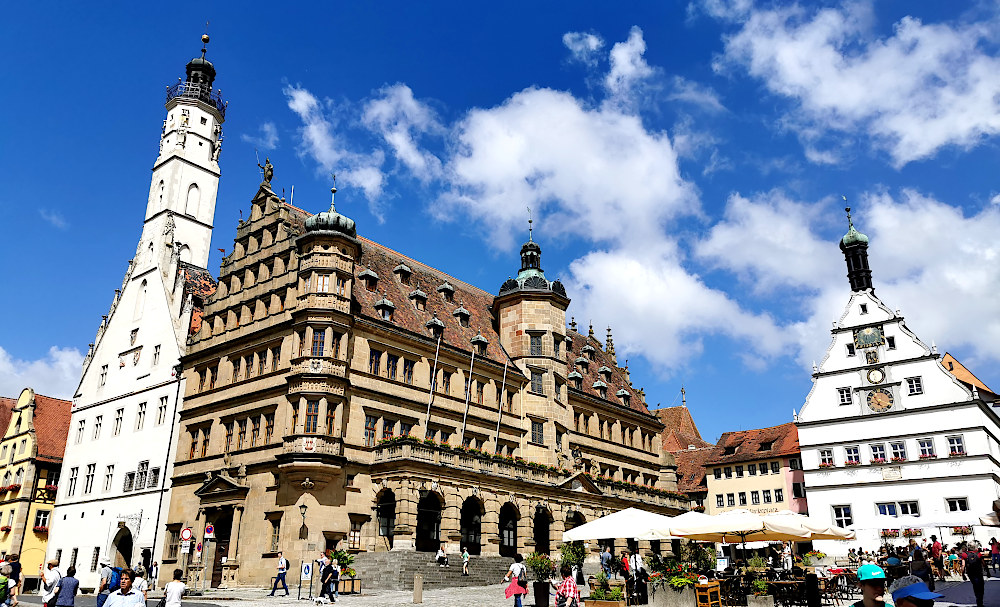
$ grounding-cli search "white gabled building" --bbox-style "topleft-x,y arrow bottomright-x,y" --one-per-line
797,209 -> 1000,554
46,39 -> 224,587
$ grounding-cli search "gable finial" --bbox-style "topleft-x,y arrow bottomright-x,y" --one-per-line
330,173 -> 338,212
527,206 -> 533,242
844,196 -> 853,228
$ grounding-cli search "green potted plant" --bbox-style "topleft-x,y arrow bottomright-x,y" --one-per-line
525,552 -> 555,607
326,549 -> 358,593
748,554 -> 768,572
747,578 -> 775,607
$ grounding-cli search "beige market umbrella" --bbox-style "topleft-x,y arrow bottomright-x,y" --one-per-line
668,509 -> 810,544
764,510 -> 856,540
561,507 -> 675,542
637,510 -> 714,541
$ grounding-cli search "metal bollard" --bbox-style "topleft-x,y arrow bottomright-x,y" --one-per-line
413,573 -> 423,603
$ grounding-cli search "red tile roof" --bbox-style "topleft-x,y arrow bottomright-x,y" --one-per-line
30,394 -> 72,464
673,447 -> 716,495
656,406 -> 713,452
706,422 -> 799,465
0,399 -> 13,442
179,263 -> 218,337
565,330 -> 652,415
942,352 -> 997,399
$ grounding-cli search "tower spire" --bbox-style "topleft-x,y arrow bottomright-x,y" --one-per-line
839,199 -> 874,293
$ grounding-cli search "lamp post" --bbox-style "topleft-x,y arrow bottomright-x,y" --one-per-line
298,504 -> 310,599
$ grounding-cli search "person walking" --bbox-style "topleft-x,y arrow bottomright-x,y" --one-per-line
629,548 -> 648,605
960,541 -> 986,607
600,547 -> 612,577
908,550 -> 934,591
6,556 -> 20,605
268,551 -> 289,596
990,538 -> 999,576
1,563 -> 18,607
320,558 -> 336,603
851,564 -> 888,607
930,535 -> 944,581
148,562 -> 159,591
53,566 -> 79,607
462,547 -> 470,576
104,569 -> 145,607
164,569 -> 185,607
41,559 -> 61,607
551,564 -> 580,607
502,554 -> 528,607
95,557 -> 113,607
131,566 -> 148,601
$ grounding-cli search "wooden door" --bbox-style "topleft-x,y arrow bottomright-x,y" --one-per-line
210,540 -> 230,588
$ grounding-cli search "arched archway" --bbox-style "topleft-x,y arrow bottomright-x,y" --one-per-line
376,489 -> 396,550
499,502 -> 519,558
460,496 -> 484,556
416,492 -> 442,552
533,505 -> 552,555
112,526 -> 133,568
565,510 -> 586,532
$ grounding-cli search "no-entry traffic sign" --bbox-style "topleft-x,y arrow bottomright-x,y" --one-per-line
180,527 -> 193,541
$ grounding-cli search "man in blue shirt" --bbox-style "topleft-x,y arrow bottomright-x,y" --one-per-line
600,547 -> 612,576
103,569 -> 144,607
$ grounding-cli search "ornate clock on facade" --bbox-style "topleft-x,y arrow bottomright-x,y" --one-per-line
867,388 -> 893,412
867,368 -> 885,384
854,326 -> 885,349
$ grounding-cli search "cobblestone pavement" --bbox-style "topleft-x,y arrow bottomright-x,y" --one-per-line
198,584 -> 538,606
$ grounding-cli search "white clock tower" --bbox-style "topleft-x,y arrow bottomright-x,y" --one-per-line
797,208 -> 1000,554
46,37 -> 224,587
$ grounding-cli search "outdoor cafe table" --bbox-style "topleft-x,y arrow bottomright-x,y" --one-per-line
766,580 -> 805,607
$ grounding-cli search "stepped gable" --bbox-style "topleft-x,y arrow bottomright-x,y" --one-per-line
31,394 -> 72,464
657,406 -> 713,452
942,352 -> 998,399
706,422 -> 799,466
565,329 -> 651,415
672,446 -> 717,495
354,237 -> 515,367
179,262 -> 218,336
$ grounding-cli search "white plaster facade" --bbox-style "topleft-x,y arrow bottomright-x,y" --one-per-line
45,51 -> 223,588
798,287 -> 1000,554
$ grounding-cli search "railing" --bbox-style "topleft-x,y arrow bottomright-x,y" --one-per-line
283,434 -> 342,456
289,357 -> 347,378
166,82 -> 227,117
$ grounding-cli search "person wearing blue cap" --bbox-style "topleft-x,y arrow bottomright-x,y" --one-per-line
852,564 -> 888,607
888,575 -> 944,607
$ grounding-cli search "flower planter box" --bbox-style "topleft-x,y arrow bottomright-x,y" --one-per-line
533,581 -> 550,607
338,578 -> 360,594
586,601 -> 626,607
649,585 -> 696,607
748,595 -> 776,607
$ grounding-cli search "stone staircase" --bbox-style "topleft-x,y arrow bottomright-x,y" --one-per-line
352,551 -> 515,590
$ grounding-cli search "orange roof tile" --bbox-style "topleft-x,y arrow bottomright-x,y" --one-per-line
706,422 -> 799,465
673,447 -> 717,495
32,394 -> 72,464
656,406 -> 713,452
942,352 -> 997,398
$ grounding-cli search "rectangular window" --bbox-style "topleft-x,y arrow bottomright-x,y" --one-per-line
311,330 -> 325,357
441,371 -> 452,394
890,441 -> 907,460
100,365 -> 108,386
272,346 -> 280,371
67,467 -> 78,497
531,371 -> 543,394
153,344 -> 161,366
762,490 -> 772,503
157,397 -> 168,425
748,463 -> 757,476
403,359 -> 415,385
298,330 -> 307,356
735,465 -> 744,478
265,414 -> 275,443
136,402 -> 146,430
189,430 -> 197,459
364,415 -> 377,447
91,547 -> 100,572
76,420 -> 85,443
774,488 -> 784,502
877,502 -> 898,517
713,468 -> 722,480
369,350 -> 382,375
104,465 -> 114,492
166,527 -> 181,560
34,510 -> 50,528
838,387 -> 853,405
237,420 -> 246,449
716,494 -> 724,507
819,449 -> 834,465
386,354 -> 398,380
200,430 -> 209,457
554,339 -> 561,357
305,401 -> 319,434
886,336 -> 896,349
789,457 -> 802,470
440,430 -> 451,445
382,419 -> 396,440
531,420 -> 544,444
833,505 -> 853,527
845,446 -> 860,463
899,501 -> 919,516
918,438 -> 935,457
336,276 -> 347,296
316,274 -> 330,293
758,463 -> 768,475
225,422 -> 234,451
724,467 -> 732,479
530,335 -> 543,356
738,492 -> 747,506
792,483 -> 806,499
771,461 -> 780,473
83,463 -> 95,494
859,303 -> 868,314
270,519 -> 281,553
476,381 -> 484,404
946,498 -> 968,512
123,472 -> 135,492
209,366 -> 217,389
251,417 -> 260,447
400,422 -> 413,437
947,435 -> 965,455
846,343 -> 856,357
906,377 -> 924,395
751,491 -> 760,504
69,547 -> 78,568
114,408 -> 124,435
871,444 -> 886,461
726,493 -> 735,507
135,461 -> 148,490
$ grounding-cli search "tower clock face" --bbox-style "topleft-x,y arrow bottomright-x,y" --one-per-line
867,368 -> 885,384
867,388 -> 893,412
854,326 -> 885,349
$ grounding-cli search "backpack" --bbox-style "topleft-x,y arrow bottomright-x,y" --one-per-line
0,574 -> 8,604
965,552 -> 983,577
108,567 -> 123,592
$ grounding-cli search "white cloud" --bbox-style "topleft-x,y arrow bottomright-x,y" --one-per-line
668,76 -> 727,113
690,0 -> 754,22
0,346 -> 83,400
362,84 -> 443,180
283,85 -> 387,219
714,2 -> 1000,166
563,32 -> 605,66
240,122 -> 279,150
39,209 -> 68,230
604,26 -> 657,111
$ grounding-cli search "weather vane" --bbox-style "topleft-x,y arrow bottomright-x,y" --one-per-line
527,206 -> 533,242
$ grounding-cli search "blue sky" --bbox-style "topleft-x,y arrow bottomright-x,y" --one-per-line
2,1 -> 999,442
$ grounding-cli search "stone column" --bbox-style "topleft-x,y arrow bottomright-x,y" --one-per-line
391,483 -> 417,552
230,505 -> 245,560
442,490 -> 462,554
481,492 -> 501,556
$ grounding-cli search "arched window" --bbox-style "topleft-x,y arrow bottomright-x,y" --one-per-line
185,183 -> 201,217
134,280 -> 148,321
156,181 -> 164,212
14,469 -> 23,484
147,242 -> 154,264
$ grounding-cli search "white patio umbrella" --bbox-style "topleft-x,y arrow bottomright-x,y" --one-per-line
668,509 -> 810,544
561,507 -> 676,542
638,510 -> 714,541
980,512 -> 1000,527
763,510 -> 856,540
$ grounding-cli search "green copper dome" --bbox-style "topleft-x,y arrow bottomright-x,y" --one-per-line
305,187 -> 357,237
839,206 -> 868,250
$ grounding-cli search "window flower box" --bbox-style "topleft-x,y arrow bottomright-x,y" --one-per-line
870,458 -> 887,465
818,462 -> 835,469
880,529 -> 900,538
5,484 -> 21,492
33,526 -> 48,533
948,451 -> 967,458
918,454 -> 937,460
0,526 -> 10,533
44,484 -> 58,492
692,505 -> 705,513
890,457 -> 907,463
903,528 -> 922,538
952,526 -> 973,535
844,460 -> 862,467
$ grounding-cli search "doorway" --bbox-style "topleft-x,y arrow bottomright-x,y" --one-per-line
533,506 -> 551,555
210,510 -> 233,588
460,497 -> 483,556
499,503 -> 518,558
415,492 -> 442,552
112,526 -> 133,568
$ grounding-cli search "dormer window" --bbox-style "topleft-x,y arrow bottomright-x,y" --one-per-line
437,282 -> 455,303
568,370 -> 582,390
575,356 -> 589,373
453,305 -> 470,328
593,380 -> 607,399
374,294 -> 395,322
582,344 -> 596,361
617,388 -> 630,407
359,267 -> 378,292
393,262 -> 412,286
409,286 -> 427,311
425,313 -> 445,338
759,441 -> 774,451
471,332 -> 488,356
598,366 -> 613,381
724,446 -> 737,455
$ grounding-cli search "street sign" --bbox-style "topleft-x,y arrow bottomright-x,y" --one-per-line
301,562 -> 312,581
180,527 -> 193,541
196,542 -> 203,552
204,524 -> 215,538
180,541 -> 191,554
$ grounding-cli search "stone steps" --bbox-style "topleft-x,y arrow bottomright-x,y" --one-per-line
352,551 -> 515,590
